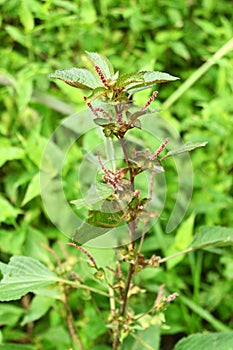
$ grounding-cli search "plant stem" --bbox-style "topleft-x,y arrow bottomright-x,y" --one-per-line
112,259 -> 135,350
159,247 -> 194,264
163,37 -> 233,109
112,132 -> 138,349
120,261 -> 135,317
119,137 -> 134,184
63,286 -> 85,350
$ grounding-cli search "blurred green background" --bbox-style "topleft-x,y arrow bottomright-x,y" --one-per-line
0,0 -> 233,349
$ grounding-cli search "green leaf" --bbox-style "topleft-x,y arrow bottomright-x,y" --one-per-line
0,304 -> 24,326
0,196 -> 22,224
85,87 -> 107,103
174,331 -> 233,350
73,203 -> 123,244
166,214 -> 195,269
85,51 -> 114,78
21,295 -> 54,326
127,71 -> 179,92
0,227 -> 26,255
123,325 -> 160,350
0,142 -> 24,167
162,141 -> 208,159
21,173 -> 40,206
0,256 -> 58,301
5,25 -> 28,47
190,226 -> 233,249
141,71 -> 180,84
170,41 -> 190,60
49,68 -> 101,90
22,226 -> 50,265
16,78 -> 33,111
94,118 -> 115,127
116,72 -> 144,89
18,1 -> 34,32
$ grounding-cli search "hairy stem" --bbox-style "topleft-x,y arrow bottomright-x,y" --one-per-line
120,261 -> 135,317
112,134 -> 138,349
119,137 -> 134,185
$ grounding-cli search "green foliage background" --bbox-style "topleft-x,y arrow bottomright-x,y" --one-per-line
0,0 -> 233,349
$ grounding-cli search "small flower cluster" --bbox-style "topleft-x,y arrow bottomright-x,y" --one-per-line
98,153 -> 128,191
83,96 -> 110,119
149,138 -> 169,160
141,90 -> 158,111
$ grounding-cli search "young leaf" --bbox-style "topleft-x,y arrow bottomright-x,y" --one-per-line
0,256 -> 58,301
85,87 -> 107,103
162,141 -> 208,160
127,71 -> 179,92
116,72 -> 144,89
49,68 -> 101,90
190,226 -> 233,249
141,71 -> 180,84
85,51 -> 114,78
174,331 -> 233,350
94,118 -> 115,127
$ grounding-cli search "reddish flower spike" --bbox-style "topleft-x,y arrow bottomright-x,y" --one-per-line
94,65 -> 108,87
141,91 -> 158,111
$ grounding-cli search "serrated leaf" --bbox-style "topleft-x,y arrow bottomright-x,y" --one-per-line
85,51 -> 114,78
85,87 -> 107,103
174,331 -> 233,350
141,71 -> 179,84
49,68 -> 101,90
127,71 -> 179,92
163,141 -> 208,159
116,72 -> 144,89
0,256 -> 58,301
190,226 -> 233,249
